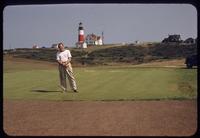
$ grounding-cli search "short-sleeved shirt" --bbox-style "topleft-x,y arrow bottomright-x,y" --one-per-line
56,50 -> 72,62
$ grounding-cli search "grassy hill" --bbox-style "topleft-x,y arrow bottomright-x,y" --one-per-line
87,43 -> 196,64
4,43 -> 197,66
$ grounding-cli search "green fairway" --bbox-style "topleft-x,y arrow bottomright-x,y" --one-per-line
3,61 -> 197,101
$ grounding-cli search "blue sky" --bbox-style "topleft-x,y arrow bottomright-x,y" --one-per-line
3,4 -> 197,49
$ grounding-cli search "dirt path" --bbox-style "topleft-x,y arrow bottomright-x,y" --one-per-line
3,100 -> 197,136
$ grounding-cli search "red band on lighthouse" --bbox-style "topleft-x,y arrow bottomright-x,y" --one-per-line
78,35 -> 84,42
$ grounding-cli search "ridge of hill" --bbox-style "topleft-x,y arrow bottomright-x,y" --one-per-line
4,43 -> 197,66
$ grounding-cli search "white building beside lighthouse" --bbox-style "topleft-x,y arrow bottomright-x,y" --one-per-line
85,33 -> 103,46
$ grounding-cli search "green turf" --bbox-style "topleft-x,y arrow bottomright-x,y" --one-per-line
3,64 -> 197,101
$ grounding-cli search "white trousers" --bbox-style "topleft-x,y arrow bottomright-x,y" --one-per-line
58,63 -> 77,90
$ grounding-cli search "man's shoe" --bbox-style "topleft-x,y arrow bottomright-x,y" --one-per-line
74,89 -> 78,93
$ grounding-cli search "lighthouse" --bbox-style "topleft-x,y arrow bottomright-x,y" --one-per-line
78,22 -> 84,43
76,22 -> 87,48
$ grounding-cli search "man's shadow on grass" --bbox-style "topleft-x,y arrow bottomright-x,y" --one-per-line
31,89 -> 62,93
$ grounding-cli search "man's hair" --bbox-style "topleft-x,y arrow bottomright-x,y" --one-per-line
58,42 -> 64,47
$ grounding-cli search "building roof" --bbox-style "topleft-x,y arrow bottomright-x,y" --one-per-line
86,33 -> 101,41
184,38 -> 195,43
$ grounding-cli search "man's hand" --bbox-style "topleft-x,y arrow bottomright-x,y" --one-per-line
62,58 -> 71,68
57,60 -> 63,65
62,62 -> 69,67
58,58 -> 71,68
58,60 -> 68,67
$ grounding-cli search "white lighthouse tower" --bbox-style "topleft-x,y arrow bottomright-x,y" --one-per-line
76,22 -> 87,48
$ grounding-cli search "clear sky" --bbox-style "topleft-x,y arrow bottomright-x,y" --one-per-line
3,4 -> 197,49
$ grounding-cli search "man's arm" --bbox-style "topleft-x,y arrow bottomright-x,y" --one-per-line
56,52 -> 63,65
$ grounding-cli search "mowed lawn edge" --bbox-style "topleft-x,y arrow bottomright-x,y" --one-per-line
3,58 -> 197,101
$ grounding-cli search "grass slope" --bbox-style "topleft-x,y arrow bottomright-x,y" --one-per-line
3,59 -> 197,101
5,43 -> 197,66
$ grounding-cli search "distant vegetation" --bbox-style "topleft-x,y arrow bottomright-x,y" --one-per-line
4,43 -> 197,66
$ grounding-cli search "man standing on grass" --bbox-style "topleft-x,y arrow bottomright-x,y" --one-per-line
56,42 -> 78,93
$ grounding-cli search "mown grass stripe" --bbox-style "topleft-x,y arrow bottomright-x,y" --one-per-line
3,67 -> 197,101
